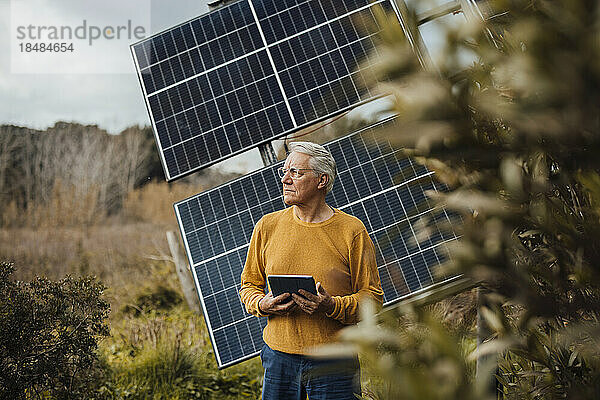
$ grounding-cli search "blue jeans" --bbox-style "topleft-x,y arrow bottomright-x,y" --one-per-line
260,344 -> 361,400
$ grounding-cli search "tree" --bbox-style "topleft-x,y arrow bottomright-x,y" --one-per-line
0,262 -> 110,399
0,123 -> 158,226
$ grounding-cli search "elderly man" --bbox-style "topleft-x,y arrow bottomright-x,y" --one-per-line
239,141 -> 383,400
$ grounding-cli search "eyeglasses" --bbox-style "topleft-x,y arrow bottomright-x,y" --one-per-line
277,167 -> 318,179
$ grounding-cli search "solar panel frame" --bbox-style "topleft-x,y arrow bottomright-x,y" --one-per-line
174,116 -> 460,368
132,0 -> 405,181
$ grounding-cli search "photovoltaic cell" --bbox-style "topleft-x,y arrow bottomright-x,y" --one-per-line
132,0 -> 400,181
174,116 -> 460,368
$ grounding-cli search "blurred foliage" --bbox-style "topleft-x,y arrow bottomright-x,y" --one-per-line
0,261 -> 110,399
327,0 -> 600,398
337,300 -> 479,400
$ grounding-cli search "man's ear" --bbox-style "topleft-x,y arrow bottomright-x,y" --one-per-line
317,173 -> 328,190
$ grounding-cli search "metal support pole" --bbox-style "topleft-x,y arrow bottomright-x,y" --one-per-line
258,142 -> 278,166
417,0 -> 461,25
390,0 -> 434,70
167,231 -> 201,314
476,286 -> 500,399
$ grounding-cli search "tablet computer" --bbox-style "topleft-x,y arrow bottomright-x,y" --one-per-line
268,275 -> 317,297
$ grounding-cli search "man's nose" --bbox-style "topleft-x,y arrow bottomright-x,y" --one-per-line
281,171 -> 293,184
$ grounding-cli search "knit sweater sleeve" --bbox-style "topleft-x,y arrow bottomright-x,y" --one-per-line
239,219 -> 269,317
326,229 -> 383,324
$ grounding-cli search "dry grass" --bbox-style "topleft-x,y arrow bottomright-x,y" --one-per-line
0,223 -> 176,312
123,181 -> 204,226
2,180 -> 105,228
0,181 -> 206,314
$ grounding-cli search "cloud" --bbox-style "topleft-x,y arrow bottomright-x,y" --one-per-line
0,73 -> 148,132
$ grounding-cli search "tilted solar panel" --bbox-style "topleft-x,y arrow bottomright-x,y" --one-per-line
174,116 -> 459,368
132,0 -> 400,181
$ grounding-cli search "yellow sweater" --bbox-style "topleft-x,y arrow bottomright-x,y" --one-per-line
239,206 -> 383,354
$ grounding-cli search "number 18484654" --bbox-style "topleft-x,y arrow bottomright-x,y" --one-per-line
19,42 -> 74,52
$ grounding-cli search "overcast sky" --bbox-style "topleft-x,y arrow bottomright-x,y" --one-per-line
1,0 -> 214,133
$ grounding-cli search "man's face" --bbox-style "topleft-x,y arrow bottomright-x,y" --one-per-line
281,151 -> 323,206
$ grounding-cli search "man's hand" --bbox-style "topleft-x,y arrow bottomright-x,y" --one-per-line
259,291 -> 297,315
292,282 -> 335,315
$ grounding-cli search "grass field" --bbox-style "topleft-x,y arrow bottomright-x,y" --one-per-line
1,181 -> 264,399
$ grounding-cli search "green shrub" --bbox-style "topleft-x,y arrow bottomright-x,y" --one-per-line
0,261 -> 110,399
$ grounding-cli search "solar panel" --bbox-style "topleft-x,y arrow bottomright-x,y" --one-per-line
174,116 -> 459,368
132,0 -> 400,181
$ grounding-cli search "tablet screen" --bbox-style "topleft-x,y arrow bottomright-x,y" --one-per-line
267,275 -> 317,297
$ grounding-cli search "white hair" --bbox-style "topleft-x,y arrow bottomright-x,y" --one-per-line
288,141 -> 337,194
